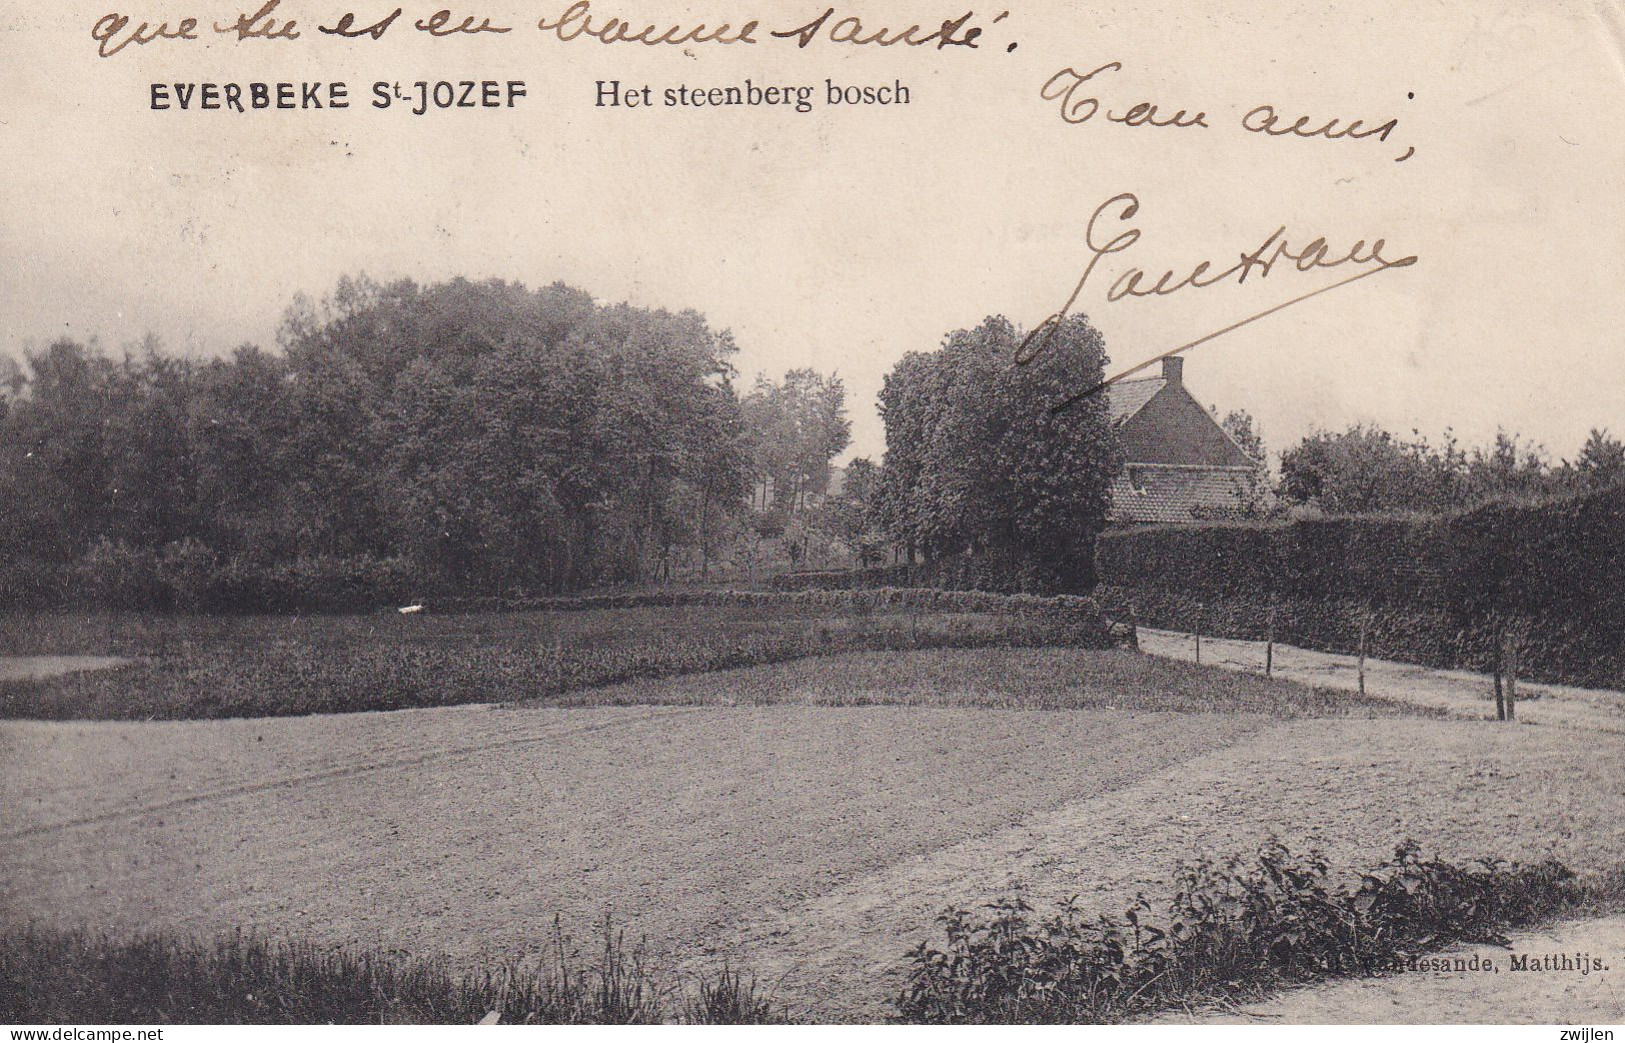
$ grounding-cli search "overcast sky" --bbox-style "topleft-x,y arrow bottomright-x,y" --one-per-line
4,0 -> 1623,465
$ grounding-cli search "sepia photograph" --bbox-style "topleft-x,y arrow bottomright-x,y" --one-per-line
3,0 -> 1625,1029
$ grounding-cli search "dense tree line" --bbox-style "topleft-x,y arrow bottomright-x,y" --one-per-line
1276,423 -> 1625,516
27,270 -> 1610,614
0,277 -> 759,608
875,315 -> 1121,592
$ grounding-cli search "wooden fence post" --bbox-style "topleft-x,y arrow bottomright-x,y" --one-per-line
1265,601 -> 1275,677
1492,620 -> 1506,722
1357,609 -> 1369,696
1505,626 -> 1518,721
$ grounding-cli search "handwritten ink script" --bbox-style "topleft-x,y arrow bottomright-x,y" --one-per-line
90,0 -> 1014,57
1019,192 -> 1419,412
1042,62 -> 1415,163
83,0 -> 1424,420
1023,57 -> 1421,412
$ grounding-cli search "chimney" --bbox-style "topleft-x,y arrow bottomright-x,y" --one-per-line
1162,355 -> 1184,386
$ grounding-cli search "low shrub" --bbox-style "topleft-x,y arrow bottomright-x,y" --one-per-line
206,553 -> 417,613
156,537 -> 219,612
684,966 -> 783,1025
897,840 -> 1595,1023
76,539 -> 164,609
0,917 -> 793,1025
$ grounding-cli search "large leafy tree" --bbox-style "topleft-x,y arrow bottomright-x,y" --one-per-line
741,368 -> 851,516
1569,428 -> 1625,491
1219,408 -> 1271,515
187,345 -> 300,560
0,340 -> 123,572
1279,424 -> 1466,514
877,315 -> 1119,592
1464,429 -> 1553,504
825,456 -> 884,564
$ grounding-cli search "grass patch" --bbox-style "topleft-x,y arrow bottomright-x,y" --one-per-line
0,603 -> 1427,720
552,646 -> 1435,718
0,605 -> 1107,721
897,840 -> 1623,1024
0,917 -> 791,1025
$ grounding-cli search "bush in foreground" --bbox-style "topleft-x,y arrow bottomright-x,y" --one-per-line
898,840 -> 1604,1023
0,918 -> 790,1025
8,845 -> 1607,1024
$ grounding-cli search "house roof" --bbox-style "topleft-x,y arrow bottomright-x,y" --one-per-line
1104,377 -> 1164,425
1108,465 -> 1258,525
1099,359 -> 1262,524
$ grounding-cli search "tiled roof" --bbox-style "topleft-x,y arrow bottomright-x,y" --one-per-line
1104,377 -> 1164,424
1108,465 -> 1259,525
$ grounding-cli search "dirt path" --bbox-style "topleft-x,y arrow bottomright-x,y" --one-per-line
1162,914 -> 1625,1024
0,655 -> 131,682
1139,628 -> 1625,734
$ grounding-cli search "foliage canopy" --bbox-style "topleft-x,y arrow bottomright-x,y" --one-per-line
876,315 -> 1120,592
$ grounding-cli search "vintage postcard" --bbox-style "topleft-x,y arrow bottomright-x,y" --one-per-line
3,0 -> 1625,1029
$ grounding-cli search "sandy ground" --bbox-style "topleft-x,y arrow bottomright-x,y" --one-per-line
1,702 -> 1267,993
700,716 -> 1625,1018
1161,914 -> 1625,1024
5,650 -> 1623,1022
1139,628 -> 1625,734
0,656 -> 131,682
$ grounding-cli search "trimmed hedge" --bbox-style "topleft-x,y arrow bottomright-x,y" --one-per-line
437,586 -> 1114,642
1096,482 -> 1625,689
771,566 -> 917,591
15,543 -> 417,614
1095,587 -> 1474,669
769,554 -> 1081,595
